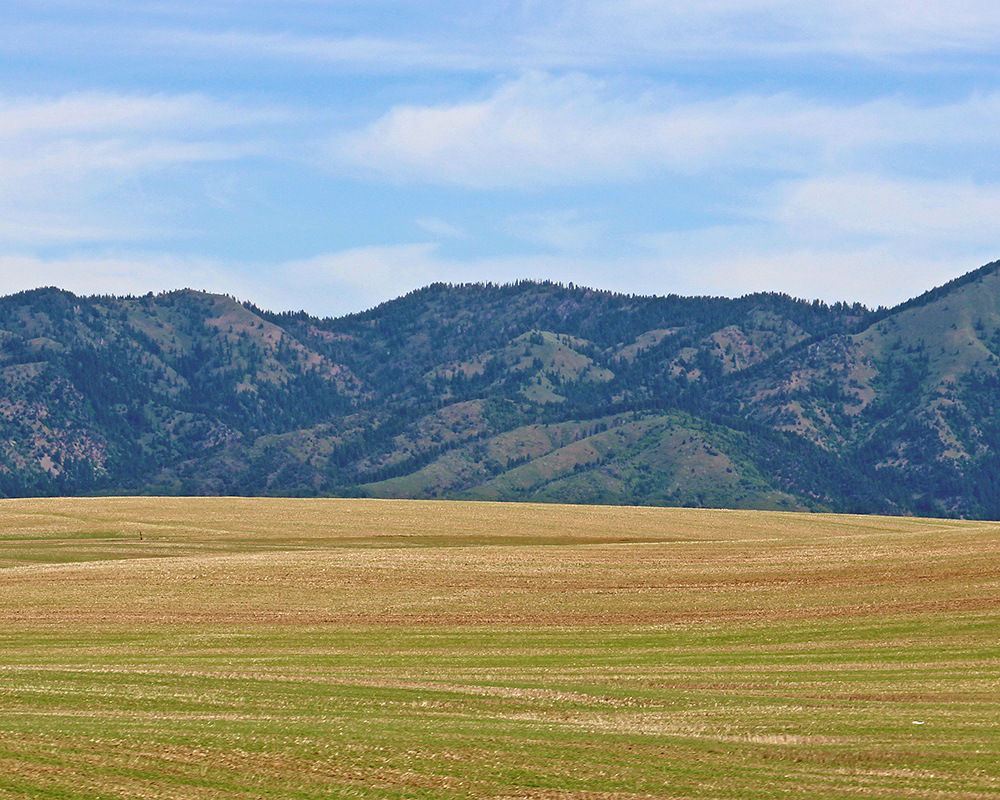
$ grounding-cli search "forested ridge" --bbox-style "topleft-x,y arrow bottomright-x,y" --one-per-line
4,262 -> 1000,517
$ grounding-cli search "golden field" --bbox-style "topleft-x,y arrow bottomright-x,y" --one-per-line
0,497 -> 997,798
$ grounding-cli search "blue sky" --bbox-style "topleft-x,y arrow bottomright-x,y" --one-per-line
3,1 -> 1000,316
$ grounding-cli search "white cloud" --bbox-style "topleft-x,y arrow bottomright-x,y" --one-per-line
0,91 -> 279,244
631,224 -> 994,308
92,0 -> 1000,77
530,0 -> 1000,61
278,235 -> 997,314
772,174 -> 1000,246
502,209 -> 605,252
0,253 -> 243,300
415,217 -> 466,239
640,171 -> 1000,307
0,216 -> 166,246
0,249 -> 360,316
281,244 -> 449,304
159,29 -> 494,71
266,243 -> 617,313
0,92 -> 275,182
336,72 -> 1000,189
682,244 -> 984,308
0,245 -> 532,317
337,72 -> 780,187
0,92 -> 276,137
1,139 -> 249,189
5,222 -> 994,322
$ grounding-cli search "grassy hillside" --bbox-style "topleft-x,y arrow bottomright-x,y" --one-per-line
727,260 -> 1000,516
364,411 -> 806,510
5,265 -> 1000,516
1,497 -> 998,798
0,281 -> 871,511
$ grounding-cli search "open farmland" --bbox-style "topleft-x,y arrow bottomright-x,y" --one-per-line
0,497 -> 998,799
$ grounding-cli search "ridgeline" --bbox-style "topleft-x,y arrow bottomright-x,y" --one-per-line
3,262 -> 1000,517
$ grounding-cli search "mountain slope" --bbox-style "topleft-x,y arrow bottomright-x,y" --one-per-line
1,264 -> 998,516
720,260 -> 1000,515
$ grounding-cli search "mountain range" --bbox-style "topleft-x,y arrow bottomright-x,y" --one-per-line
4,261 -> 1000,518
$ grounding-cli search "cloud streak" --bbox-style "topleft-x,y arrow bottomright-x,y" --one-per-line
773,175 -> 1000,247
103,0 -> 1000,76
158,29 -> 495,72
336,72 -> 1000,188
0,91 -> 282,244
524,0 -> 1000,62
13,0 -> 997,87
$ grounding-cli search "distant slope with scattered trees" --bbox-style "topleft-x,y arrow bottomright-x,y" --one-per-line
3,262 -> 1000,517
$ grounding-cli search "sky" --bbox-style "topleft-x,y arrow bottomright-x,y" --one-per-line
3,1 -> 1000,317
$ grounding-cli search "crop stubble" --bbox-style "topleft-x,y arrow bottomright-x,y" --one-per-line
0,497 -> 998,799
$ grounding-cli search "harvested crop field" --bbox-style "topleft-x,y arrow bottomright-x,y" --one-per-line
0,496 -> 997,799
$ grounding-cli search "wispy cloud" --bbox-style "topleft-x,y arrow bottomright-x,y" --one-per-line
116,0 -> 1000,76
0,91 -> 282,244
157,29 -> 494,72
4,224 -> 995,320
336,72 -> 1000,188
415,217 -> 466,239
0,92 -> 279,136
523,0 -> 1000,62
772,174 -> 1000,247
639,173 -> 1000,306
0,252 -> 242,300
637,230 -> 994,309
502,209 -> 605,253
65,0 -> 1000,76
276,234 -> 1000,314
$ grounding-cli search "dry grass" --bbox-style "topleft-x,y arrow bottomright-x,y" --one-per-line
0,497 -> 998,799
